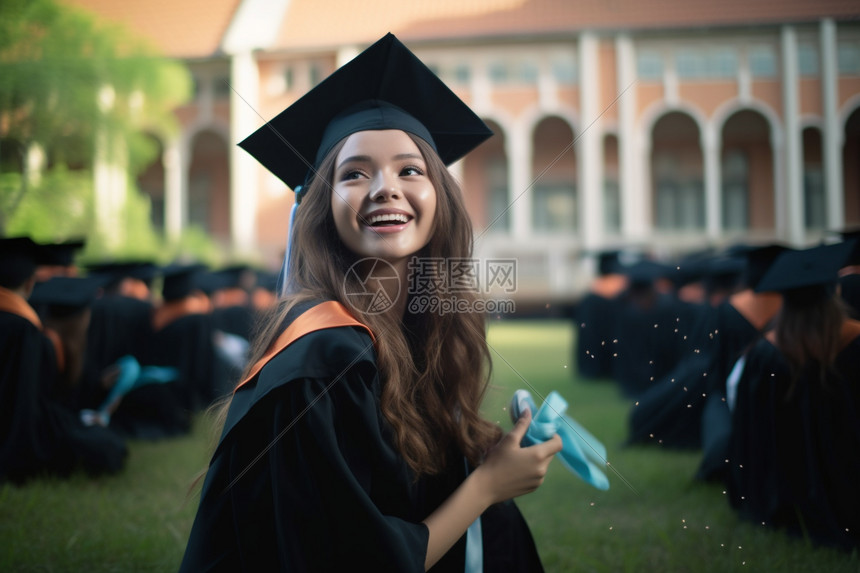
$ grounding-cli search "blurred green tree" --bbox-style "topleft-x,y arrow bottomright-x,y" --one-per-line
0,0 -> 191,257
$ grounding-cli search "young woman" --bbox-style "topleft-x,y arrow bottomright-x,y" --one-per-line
180,34 -> 562,572
725,240 -> 860,551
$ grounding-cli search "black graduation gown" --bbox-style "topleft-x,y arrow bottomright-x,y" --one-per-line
574,292 -> 619,380
725,336 -> 860,551
210,304 -> 257,400
78,294 -> 155,410
0,311 -> 127,483
626,300 -> 758,451
695,302 -> 762,481
180,302 -> 543,572
109,307 -> 210,440
611,291 -> 686,399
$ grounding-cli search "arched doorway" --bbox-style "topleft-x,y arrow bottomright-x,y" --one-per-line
844,107 -> 860,226
721,109 -> 774,233
532,116 -> 576,234
462,119 -> 509,235
651,112 -> 704,231
188,129 -> 230,243
136,134 -> 166,234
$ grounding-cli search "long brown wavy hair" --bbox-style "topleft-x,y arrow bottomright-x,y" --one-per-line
773,285 -> 847,392
230,133 -> 501,476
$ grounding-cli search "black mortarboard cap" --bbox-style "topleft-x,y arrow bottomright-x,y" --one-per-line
740,244 -> 791,290
622,259 -> 669,287
596,250 -> 621,276
87,261 -> 159,292
29,275 -> 108,317
160,263 -> 207,302
238,33 -> 494,191
839,228 -> 860,265
703,255 -> 745,291
0,237 -> 53,288
40,239 -> 86,267
670,249 -> 715,288
754,240 -> 857,293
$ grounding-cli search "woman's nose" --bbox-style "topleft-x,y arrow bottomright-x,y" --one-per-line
369,173 -> 400,201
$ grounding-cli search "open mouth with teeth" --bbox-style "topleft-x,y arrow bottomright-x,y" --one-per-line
366,213 -> 412,227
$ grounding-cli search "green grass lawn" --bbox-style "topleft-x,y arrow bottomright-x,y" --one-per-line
2,320 -> 858,572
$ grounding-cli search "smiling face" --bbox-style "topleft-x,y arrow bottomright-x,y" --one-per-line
331,130 -> 437,266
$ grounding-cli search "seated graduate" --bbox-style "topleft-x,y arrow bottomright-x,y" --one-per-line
626,246 -> 784,452
694,244 -> 786,480
0,238 -> 126,484
573,250 -> 627,380
610,258 -> 681,399
79,261 -> 160,412
180,34 -> 562,572
199,265 -> 257,400
109,263 -> 212,439
725,240 -> 860,551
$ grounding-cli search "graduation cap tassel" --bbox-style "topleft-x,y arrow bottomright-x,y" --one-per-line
277,192 -> 301,297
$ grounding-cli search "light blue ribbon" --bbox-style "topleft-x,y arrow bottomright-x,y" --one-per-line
97,355 -> 178,422
464,458 -> 483,573
514,390 -> 610,491
277,196 -> 300,296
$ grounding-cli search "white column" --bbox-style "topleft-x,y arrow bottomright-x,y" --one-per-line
579,32 -> 603,250
508,122 -> 532,239
538,56 -> 558,109
821,18 -> 844,231
163,138 -> 184,242
664,48 -> 679,106
94,129 -> 128,247
230,51 -> 260,255
738,50 -> 752,104
616,34 -> 643,241
703,124 -> 722,239
638,135 -> 653,243
781,25 -> 804,245
772,134 -> 787,240
472,56 -> 492,113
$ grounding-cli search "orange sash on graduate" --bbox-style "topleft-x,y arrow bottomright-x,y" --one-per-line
234,301 -> 374,392
0,286 -> 65,372
152,294 -> 212,332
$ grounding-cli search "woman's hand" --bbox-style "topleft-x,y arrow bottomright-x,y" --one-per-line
472,408 -> 563,505
422,408 -> 561,570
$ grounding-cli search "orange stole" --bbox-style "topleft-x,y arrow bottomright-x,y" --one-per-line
234,301 -> 374,392
0,287 -> 65,372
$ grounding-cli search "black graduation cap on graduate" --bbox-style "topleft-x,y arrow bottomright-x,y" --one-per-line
835,227 -> 860,264
622,259 -> 670,288
703,255 -> 745,292
754,240 -> 857,294
238,33 -> 494,191
0,237 -> 53,288
740,243 -> 791,290
29,275 -> 109,317
40,238 -> 86,267
87,261 -> 160,293
160,263 -> 208,302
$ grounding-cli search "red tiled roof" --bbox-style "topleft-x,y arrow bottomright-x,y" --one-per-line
272,0 -> 860,50
61,0 -> 242,59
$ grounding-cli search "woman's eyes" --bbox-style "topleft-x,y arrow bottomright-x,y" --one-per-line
341,169 -> 366,181
340,165 -> 425,180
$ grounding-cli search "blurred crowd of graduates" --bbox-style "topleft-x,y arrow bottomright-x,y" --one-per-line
573,230 -> 860,551
0,236 -> 278,484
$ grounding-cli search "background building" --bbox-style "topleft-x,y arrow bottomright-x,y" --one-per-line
63,0 -> 860,303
